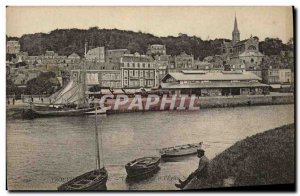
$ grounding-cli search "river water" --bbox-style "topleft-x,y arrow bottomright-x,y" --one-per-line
7,104 -> 294,190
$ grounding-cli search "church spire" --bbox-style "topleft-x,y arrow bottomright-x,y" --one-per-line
232,13 -> 240,44
234,13 -> 239,32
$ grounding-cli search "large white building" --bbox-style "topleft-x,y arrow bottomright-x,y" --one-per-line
120,53 -> 157,88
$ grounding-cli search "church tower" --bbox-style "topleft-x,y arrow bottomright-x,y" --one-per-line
232,15 -> 240,45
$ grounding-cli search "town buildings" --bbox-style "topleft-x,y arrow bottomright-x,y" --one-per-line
221,16 -> 264,71
160,70 -> 269,96
67,53 -> 81,64
105,49 -> 130,63
7,40 -> 21,54
6,15 -> 294,95
262,67 -> 292,84
86,47 -> 105,62
120,53 -> 157,88
71,69 -> 122,89
174,52 -> 194,70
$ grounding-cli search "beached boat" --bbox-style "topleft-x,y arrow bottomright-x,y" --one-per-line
58,104 -> 108,190
57,168 -> 108,191
159,142 -> 202,158
125,157 -> 160,178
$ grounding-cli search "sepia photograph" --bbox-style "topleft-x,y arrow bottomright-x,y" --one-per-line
5,6 -> 295,191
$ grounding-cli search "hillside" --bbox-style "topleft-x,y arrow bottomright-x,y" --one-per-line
7,28 -> 224,60
187,124 -> 295,190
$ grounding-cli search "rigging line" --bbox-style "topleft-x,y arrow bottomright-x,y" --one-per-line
65,86 -> 81,103
99,112 -> 105,168
95,109 -> 101,170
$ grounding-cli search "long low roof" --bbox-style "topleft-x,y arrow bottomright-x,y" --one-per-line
160,81 -> 269,89
164,71 -> 262,81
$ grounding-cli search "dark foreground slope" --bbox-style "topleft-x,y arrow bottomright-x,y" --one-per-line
191,124 -> 295,189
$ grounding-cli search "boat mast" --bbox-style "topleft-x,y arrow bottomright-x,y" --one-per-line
95,108 -> 101,169
83,42 -> 87,105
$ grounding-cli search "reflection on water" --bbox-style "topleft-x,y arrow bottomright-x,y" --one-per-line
7,105 -> 294,190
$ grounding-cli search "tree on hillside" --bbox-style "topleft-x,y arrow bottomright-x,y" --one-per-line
259,38 -> 290,56
25,72 -> 61,95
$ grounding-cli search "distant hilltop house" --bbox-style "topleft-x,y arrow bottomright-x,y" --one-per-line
67,52 -> 81,63
221,16 -> 264,71
146,44 -> 166,56
7,40 -> 20,54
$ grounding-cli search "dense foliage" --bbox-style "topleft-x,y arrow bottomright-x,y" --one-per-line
7,28 -> 293,60
259,38 -> 293,56
6,77 -> 21,96
7,28 -> 230,60
89,85 -> 102,92
25,72 -> 61,95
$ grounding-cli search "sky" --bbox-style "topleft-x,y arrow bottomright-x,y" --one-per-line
6,6 -> 293,43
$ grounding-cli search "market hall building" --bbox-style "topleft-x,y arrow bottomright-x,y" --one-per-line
160,70 -> 270,96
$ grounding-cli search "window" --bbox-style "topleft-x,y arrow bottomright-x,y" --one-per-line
251,58 -> 254,63
248,45 -> 257,50
140,70 -> 143,77
111,74 -> 115,80
124,70 -> 128,77
135,70 -> 139,77
129,70 -> 133,76
150,70 -> 154,78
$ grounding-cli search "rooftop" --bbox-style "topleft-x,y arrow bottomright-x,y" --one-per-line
161,81 -> 269,89
162,71 -> 262,82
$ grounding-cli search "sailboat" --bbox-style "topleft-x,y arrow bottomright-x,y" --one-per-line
25,43 -> 105,118
58,107 -> 108,191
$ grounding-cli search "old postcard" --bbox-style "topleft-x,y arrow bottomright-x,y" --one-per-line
6,6 -> 295,191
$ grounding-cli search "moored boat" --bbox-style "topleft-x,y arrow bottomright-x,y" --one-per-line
27,107 -> 95,118
85,107 -> 107,115
57,168 -> 108,191
125,157 -> 160,178
160,142 -> 202,158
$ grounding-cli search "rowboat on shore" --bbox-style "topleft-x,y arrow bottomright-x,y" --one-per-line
57,168 -> 108,191
159,142 -> 202,158
125,157 -> 160,178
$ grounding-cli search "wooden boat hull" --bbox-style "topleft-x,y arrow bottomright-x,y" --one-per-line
160,142 -> 202,158
26,107 -> 94,118
57,168 -> 108,191
85,107 -> 107,115
125,157 -> 160,178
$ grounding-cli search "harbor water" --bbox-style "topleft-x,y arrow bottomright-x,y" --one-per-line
7,104 -> 294,190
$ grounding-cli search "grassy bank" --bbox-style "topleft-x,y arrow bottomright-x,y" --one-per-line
189,124 -> 295,189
